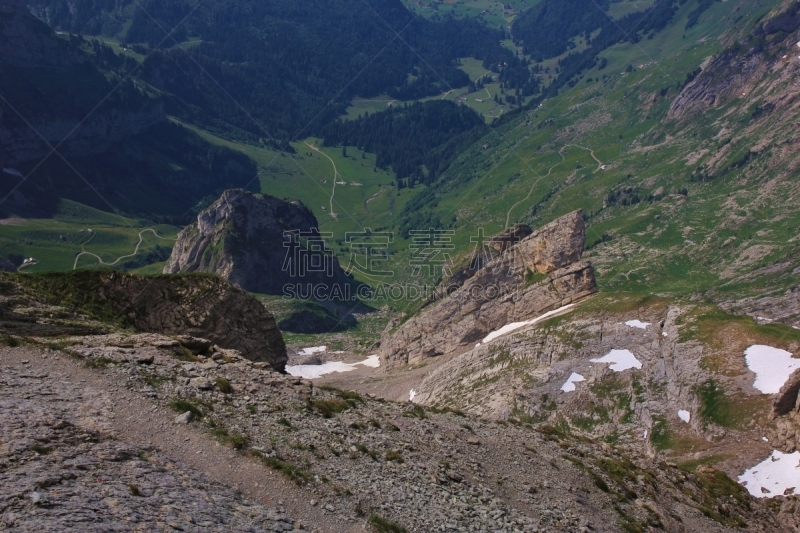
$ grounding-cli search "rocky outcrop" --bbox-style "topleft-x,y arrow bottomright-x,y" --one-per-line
667,2 -> 800,121
379,210 -> 597,369
3,271 -> 288,371
164,189 -> 351,296
774,368 -> 800,418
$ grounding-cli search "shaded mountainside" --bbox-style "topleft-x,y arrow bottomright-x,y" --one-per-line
25,0 -> 517,143
379,210 -> 597,369
0,0 -> 161,166
0,0 -> 260,221
165,189 -> 353,297
0,271 -> 288,370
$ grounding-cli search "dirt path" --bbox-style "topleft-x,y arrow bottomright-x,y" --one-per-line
305,142 -> 341,219
73,229 -> 175,270
0,346 -> 359,533
363,186 -> 386,215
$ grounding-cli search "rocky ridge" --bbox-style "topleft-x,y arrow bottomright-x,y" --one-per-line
379,210 -> 596,369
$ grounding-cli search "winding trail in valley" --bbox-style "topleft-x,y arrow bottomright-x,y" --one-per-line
73,229 -> 175,270
305,142 -> 341,219
504,144 -> 603,229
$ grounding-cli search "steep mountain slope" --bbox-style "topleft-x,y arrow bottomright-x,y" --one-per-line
0,0 -> 260,220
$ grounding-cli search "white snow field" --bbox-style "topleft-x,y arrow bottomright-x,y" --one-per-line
286,354 -> 380,379
739,450 -> 800,497
625,320 -> 650,329
590,349 -> 642,372
744,345 -> 800,394
678,410 -> 691,423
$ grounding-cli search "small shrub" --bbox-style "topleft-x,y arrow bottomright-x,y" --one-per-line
215,377 -> 233,394
245,404 -> 257,415
369,418 -> 381,429
228,432 -> 248,449
368,514 -> 408,533
1,335 -> 19,347
277,417 -> 293,428
129,484 -> 141,496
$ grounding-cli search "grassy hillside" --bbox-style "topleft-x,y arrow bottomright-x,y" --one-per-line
0,200 -> 179,273
394,0 -> 800,305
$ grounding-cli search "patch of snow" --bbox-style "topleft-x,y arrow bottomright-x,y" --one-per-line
590,349 -> 642,372
739,450 -> 800,498
481,304 -> 575,344
359,355 -> 380,368
744,345 -> 800,394
285,354 -> 380,379
2,168 -> 23,178
662,331 -> 668,337
763,437 -> 769,442
409,389 -> 417,402
678,410 -> 691,423
643,430 -> 648,439
298,346 -> 326,356
560,373 -> 585,392
625,320 -> 650,329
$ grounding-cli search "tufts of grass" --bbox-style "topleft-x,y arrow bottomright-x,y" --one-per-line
311,399 -> 351,418
277,417 -> 293,428
215,377 -> 233,394
368,514 -> 408,533
354,443 -> 378,461
369,418 -> 381,429
169,399 -> 204,419
129,484 -> 141,496
245,404 -> 257,415
30,444 -> 53,455
142,374 -> 174,388
252,450 -> 311,484
386,450 -> 404,463
403,405 -> 426,419
84,357 -> 114,369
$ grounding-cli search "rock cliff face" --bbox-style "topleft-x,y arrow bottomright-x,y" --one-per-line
667,1 -> 800,122
164,189 -> 351,296
2,271 -> 288,371
379,210 -> 597,369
